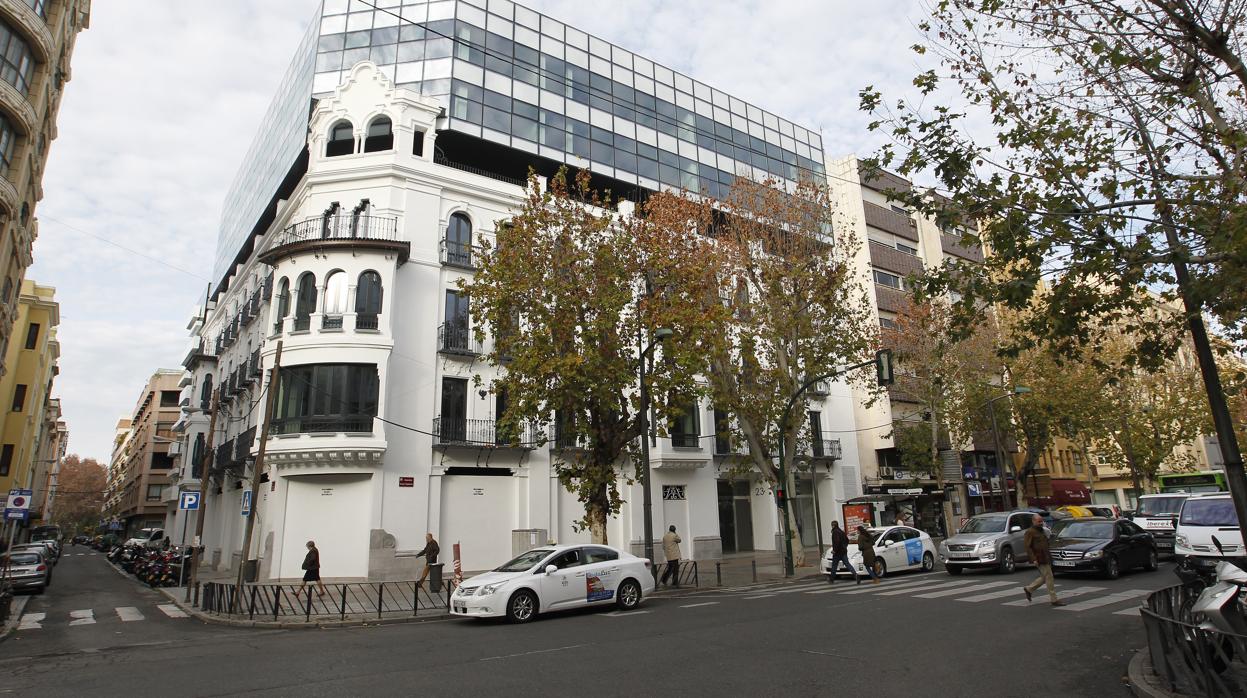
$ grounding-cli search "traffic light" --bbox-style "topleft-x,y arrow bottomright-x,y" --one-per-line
876,349 -> 894,386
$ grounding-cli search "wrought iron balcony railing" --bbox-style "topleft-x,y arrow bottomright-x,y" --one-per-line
437,322 -> 482,356
432,417 -> 538,449
270,415 -> 375,436
260,214 -> 407,264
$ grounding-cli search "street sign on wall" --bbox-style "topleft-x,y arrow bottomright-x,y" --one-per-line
241,490 -> 252,516
179,492 -> 201,510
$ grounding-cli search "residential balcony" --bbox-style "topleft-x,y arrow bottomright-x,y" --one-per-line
437,322 -> 482,356
670,433 -> 701,448
182,339 -> 217,369
258,214 -> 408,265
804,437 -> 843,461
440,238 -> 478,270
941,232 -> 984,263
270,415 -> 375,436
863,200 -> 918,242
432,417 -> 538,449
356,313 -> 379,331
868,240 -> 925,278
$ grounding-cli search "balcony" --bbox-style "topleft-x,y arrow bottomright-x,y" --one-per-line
868,240 -> 925,278
440,238 -> 477,270
270,415 -> 375,436
805,437 -> 843,461
258,214 -> 408,265
670,433 -> 701,448
432,417 -> 538,449
438,322 -> 482,356
863,201 -> 918,242
182,339 -> 217,369
356,313 -> 379,331
941,232 -> 984,263
249,350 -> 262,378
322,315 -> 344,330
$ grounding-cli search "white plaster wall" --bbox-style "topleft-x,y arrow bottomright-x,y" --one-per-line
440,474 -> 516,571
280,473 -> 373,579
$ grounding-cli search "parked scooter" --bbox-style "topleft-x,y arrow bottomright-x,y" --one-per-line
1191,558 -> 1247,635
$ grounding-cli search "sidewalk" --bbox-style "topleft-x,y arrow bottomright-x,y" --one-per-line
652,547 -> 826,593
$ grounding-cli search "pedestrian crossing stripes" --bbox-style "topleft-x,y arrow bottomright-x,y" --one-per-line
68,609 -> 95,626
158,604 -> 188,618
116,607 -> 144,622
957,586 -> 1104,604
875,579 -> 979,596
1056,589 -> 1151,612
1001,585 -> 1103,606
17,612 -> 44,630
821,578 -> 949,596
914,580 -> 1015,599
15,604 -> 189,631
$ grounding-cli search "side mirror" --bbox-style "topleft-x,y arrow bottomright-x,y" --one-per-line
545,565 -> 558,575
1009,526 -> 1021,533
882,540 -> 893,547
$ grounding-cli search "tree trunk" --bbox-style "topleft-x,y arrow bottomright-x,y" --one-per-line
585,481 -> 610,545
783,468 -> 807,567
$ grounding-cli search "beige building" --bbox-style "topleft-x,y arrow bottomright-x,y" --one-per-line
0,1 -> 89,377
104,369 -> 182,536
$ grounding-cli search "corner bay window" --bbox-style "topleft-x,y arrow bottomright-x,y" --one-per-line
274,364 -> 379,435
0,23 -> 35,96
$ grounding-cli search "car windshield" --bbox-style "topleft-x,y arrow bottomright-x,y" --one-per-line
494,548 -> 554,573
1137,496 -> 1187,516
1053,521 -> 1114,539
1180,499 -> 1239,527
7,552 -> 40,565
960,516 -> 1007,534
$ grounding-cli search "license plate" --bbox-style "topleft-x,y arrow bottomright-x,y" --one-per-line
453,603 -> 466,613
949,554 -> 971,559
1052,560 -> 1075,567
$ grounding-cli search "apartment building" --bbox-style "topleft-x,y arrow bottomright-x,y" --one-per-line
187,0 -> 862,581
0,0 -> 89,376
163,307 -> 215,543
0,279 -> 58,527
104,369 -> 182,537
30,394 -> 65,521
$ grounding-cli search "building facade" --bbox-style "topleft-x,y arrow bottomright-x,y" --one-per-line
0,0 -> 89,376
104,369 -> 181,537
0,278 -> 58,526
190,0 -> 861,581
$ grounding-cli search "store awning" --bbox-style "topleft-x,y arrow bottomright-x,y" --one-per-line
1029,478 -> 1091,507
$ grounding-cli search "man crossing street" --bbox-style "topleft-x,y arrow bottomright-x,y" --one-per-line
1022,514 -> 1066,606
660,525 -> 682,588
826,520 -> 858,584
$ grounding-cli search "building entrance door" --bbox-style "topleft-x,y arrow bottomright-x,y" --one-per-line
717,480 -> 753,553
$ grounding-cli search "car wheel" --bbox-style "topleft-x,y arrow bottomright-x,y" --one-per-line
616,579 -> 642,611
997,548 -> 1015,574
873,559 -> 887,579
922,552 -> 935,572
1145,549 -> 1159,572
946,565 -> 963,576
506,589 -> 538,624
1104,555 -> 1120,580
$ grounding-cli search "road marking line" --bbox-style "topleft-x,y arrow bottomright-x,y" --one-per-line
742,594 -> 777,600
1056,589 -> 1152,612
958,586 -> 1100,603
1114,606 -> 1142,616
914,580 -> 1016,599
874,579 -> 980,596
768,583 -> 835,595
17,612 -> 44,630
69,609 -> 95,626
1002,586 -> 1104,607
116,607 -> 145,622
828,578 -> 950,596
603,610 -> 651,617
157,604 -> 188,619
679,602 -> 720,608
479,644 -> 585,661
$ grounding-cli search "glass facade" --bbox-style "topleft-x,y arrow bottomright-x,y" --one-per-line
215,0 -> 825,281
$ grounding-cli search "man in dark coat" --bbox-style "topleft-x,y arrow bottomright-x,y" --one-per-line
1023,514 -> 1065,606
415,532 -> 440,586
827,521 -> 859,585
856,525 -> 881,584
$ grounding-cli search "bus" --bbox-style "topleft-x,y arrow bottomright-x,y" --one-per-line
1157,471 -> 1227,494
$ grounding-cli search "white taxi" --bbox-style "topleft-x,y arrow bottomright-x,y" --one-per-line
450,544 -> 655,623
823,525 -> 937,579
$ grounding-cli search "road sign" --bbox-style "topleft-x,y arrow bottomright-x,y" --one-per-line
241,490 -> 251,517
968,482 -> 983,497
5,488 -> 32,520
179,492 -> 201,510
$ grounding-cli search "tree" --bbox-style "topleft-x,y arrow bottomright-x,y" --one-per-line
464,169 -> 714,543
861,0 -> 1247,538
644,177 -> 877,569
51,454 -> 107,534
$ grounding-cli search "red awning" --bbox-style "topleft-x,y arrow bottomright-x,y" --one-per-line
1031,479 -> 1092,507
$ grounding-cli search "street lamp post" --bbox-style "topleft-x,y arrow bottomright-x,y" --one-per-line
638,325 -> 672,581
984,386 -> 1030,511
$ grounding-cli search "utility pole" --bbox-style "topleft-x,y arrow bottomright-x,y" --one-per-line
186,388 -> 220,603
233,341 -> 282,611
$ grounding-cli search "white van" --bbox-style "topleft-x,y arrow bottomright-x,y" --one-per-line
1174,493 -> 1244,573
124,527 -> 165,549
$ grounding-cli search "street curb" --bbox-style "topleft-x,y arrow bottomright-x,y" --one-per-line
0,594 -> 31,645
1128,648 -> 1182,698
154,587 -> 452,630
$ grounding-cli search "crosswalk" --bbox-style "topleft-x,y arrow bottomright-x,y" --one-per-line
16,604 -> 189,630
680,574 -> 1154,617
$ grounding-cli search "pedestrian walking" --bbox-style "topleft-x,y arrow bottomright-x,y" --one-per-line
1022,514 -> 1065,606
296,540 -> 326,599
826,521 -> 858,584
660,525 -> 682,587
856,525 -> 881,584
415,532 -> 440,586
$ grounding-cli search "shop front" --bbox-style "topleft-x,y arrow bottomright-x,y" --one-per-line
858,481 -> 948,538
1026,478 -> 1092,510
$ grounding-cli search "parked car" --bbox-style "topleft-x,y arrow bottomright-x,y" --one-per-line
1049,517 -> 1158,579
822,525 -> 936,579
1174,493 -> 1244,574
1130,493 -> 1190,555
450,544 -> 654,623
2,549 -> 51,592
125,528 -> 165,549
11,542 -> 58,566
938,511 -> 1040,575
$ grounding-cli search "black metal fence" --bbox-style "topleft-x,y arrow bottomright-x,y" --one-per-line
200,580 -> 453,623
1141,584 -> 1247,697
656,560 -> 699,587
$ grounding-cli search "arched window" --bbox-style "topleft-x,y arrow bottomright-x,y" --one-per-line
294,272 -> 317,331
322,270 -> 347,329
274,277 -> 290,334
200,374 -> 213,409
443,212 -> 473,267
363,116 -> 393,152
326,120 -> 354,157
355,271 -> 383,330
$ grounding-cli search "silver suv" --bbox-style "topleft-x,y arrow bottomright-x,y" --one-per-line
938,511 -> 1038,575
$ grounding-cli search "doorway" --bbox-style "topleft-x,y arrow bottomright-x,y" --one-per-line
717,480 -> 754,553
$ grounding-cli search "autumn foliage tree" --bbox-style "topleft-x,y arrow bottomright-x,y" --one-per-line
51,454 -> 107,533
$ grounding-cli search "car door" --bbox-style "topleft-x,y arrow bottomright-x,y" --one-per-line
900,528 -> 925,569
582,546 -> 622,603
1008,514 -> 1032,561
1120,520 -> 1148,567
880,529 -> 907,570
538,549 -> 589,610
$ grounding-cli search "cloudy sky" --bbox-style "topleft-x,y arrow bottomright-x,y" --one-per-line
30,0 -> 928,461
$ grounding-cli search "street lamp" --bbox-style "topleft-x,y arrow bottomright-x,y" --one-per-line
984,386 -> 1030,511
638,325 -> 673,580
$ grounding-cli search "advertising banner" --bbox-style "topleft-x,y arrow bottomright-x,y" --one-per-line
842,503 -> 874,541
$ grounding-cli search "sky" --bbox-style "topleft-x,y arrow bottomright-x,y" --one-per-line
29,0 -> 928,462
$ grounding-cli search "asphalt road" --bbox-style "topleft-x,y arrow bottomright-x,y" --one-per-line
0,549 -> 1176,697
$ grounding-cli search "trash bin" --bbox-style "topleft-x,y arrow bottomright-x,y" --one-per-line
429,562 -> 444,593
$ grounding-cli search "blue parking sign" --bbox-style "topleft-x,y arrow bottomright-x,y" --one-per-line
179,492 -> 201,510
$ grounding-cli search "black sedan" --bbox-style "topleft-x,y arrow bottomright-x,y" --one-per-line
1048,517 -> 1159,579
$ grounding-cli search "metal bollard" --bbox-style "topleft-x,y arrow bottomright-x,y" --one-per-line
752,559 -> 757,583
716,561 -> 722,587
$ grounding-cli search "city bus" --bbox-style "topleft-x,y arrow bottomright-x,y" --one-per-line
1157,471 -> 1227,494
